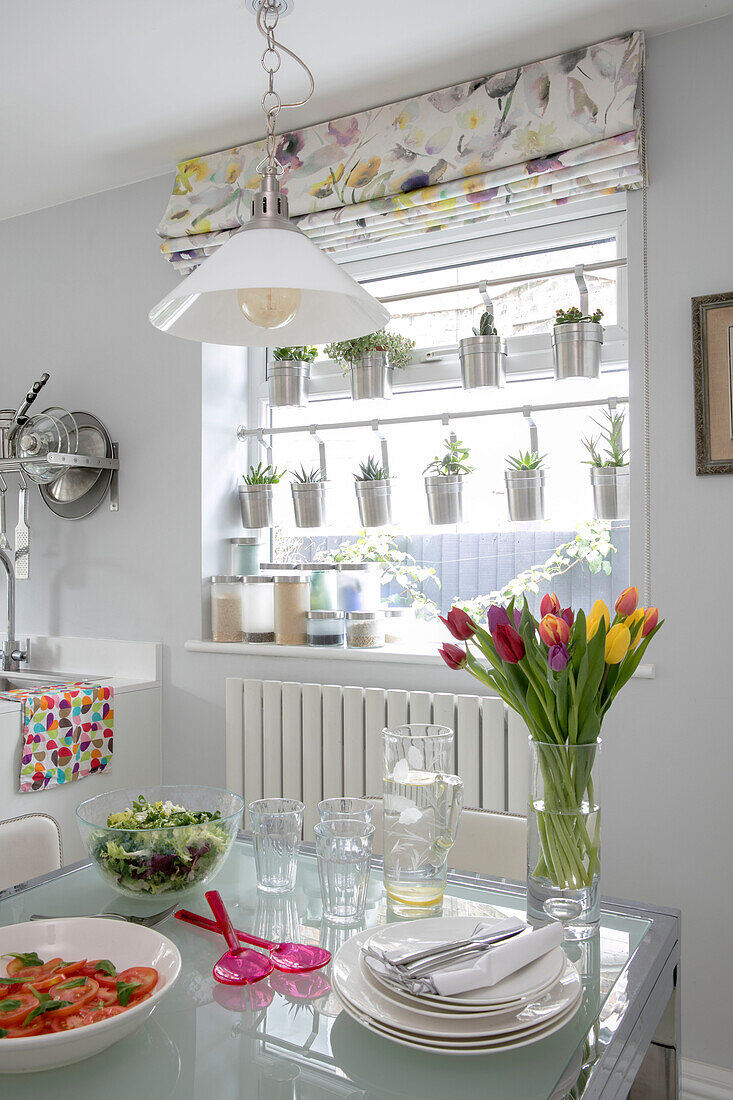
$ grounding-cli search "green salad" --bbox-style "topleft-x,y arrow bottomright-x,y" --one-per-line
90,796 -> 233,895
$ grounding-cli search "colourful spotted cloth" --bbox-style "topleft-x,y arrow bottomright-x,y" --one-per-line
0,682 -> 114,792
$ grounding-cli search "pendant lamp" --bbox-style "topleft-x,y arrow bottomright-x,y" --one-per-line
149,0 -> 389,347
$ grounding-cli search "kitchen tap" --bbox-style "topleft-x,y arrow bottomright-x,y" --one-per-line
0,548 -> 26,671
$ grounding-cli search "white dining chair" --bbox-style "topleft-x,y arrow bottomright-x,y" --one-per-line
369,800 -> 526,882
0,813 -> 63,892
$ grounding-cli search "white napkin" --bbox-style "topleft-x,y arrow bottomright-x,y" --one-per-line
367,916 -> 525,965
431,921 -> 564,996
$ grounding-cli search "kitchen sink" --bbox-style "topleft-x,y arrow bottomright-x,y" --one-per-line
0,670 -> 83,693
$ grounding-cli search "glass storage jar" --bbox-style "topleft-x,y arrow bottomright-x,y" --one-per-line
242,576 -> 275,643
384,607 -> 415,644
229,537 -> 262,576
210,576 -> 244,642
346,611 -> 385,649
260,562 -> 301,576
304,563 -> 338,610
306,610 -> 345,648
274,575 -> 311,645
336,564 -> 381,612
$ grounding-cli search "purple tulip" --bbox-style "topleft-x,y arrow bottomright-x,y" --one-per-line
488,605 -> 511,633
548,642 -> 570,671
561,607 -> 574,628
513,608 -> 522,630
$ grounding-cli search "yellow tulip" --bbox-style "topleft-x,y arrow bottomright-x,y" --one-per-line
626,608 -> 645,651
605,623 -> 631,664
586,599 -> 611,641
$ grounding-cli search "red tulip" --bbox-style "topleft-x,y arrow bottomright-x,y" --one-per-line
540,593 -> 561,617
539,614 -> 570,647
493,624 -> 525,664
561,607 -> 574,628
642,607 -> 659,637
439,606 -> 476,641
439,643 -> 468,670
615,586 -> 639,617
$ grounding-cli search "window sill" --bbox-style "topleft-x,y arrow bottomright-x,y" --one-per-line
184,639 -> 654,677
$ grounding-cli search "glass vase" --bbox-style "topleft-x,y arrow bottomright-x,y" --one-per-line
527,738 -> 601,940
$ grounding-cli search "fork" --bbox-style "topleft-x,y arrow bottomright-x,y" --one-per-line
29,904 -> 177,928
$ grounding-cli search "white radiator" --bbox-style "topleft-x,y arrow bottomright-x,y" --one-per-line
225,678 -> 530,836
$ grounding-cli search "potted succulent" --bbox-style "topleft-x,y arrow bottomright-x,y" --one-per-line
458,310 -> 507,390
324,330 -> 415,401
424,438 -> 473,525
268,346 -> 317,407
238,462 -> 283,528
290,464 -> 327,528
552,307 -> 604,380
582,408 -> 629,520
354,456 -> 392,528
505,450 -> 547,521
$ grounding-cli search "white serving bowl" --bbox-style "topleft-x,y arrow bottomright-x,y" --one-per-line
0,917 -> 181,1073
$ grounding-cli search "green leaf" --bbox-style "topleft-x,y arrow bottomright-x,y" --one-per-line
0,979 -> 18,987
0,999 -> 21,1012
0,1028 -> 7,1038
23,1000 -> 71,1026
3,952 -> 43,969
94,960 -> 117,978
55,977 -> 88,991
116,980 -> 142,1007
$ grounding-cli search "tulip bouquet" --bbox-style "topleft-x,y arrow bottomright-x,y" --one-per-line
438,587 -> 662,906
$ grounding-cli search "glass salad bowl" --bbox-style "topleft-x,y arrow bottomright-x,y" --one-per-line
76,785 -> 244,900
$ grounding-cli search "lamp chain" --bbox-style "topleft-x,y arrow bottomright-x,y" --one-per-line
255,0 -> 315,176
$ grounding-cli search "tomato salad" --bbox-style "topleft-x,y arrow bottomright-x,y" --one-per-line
0,952 -> 159,1037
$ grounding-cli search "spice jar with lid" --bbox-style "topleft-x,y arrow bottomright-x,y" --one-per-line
210,576 -> 244,642
242,576 -> 275,643
274,575 -> 311,645
229,537 -> 262,577
346,611 -> 385,649
304,563 -> 338,610
336,563 -> 381,612
306,610 -> 345,648
384,607 -> 415,644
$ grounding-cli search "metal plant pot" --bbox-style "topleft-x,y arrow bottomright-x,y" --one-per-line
349,353 -> 393,400
425,474 -> 463,525
458,335 -> 507,390
291,481 -> 328,528
355,479 -> 392,527
552,322 -> 603,380
267,361 -> 310,407
238,484 -> 274,529
590,466 -> 629,520
505,468 -> 546,522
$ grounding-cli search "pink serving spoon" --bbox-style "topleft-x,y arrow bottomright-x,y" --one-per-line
205,891 -> 275,986
176,905 -> 332,973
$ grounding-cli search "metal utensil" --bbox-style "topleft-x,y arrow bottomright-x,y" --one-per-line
0,475 -> 10,551
7,373 -> 50,447
14,477 -> 29,579
364,920 -> 526,973
176,908 -> 331,972
205,890 -> 274,986
29,904 -> 177,927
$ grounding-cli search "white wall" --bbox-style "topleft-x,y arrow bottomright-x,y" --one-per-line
2,12 -> 733,1070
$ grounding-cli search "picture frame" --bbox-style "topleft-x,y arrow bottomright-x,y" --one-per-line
692,290 -> 733,474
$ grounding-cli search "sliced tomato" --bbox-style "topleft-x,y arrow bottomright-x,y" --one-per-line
5,956 -> 64,982
116,967 -> 158,997
0,991 -> 39,1028
79,960 -> 118,987
49,977 -> 98,1017
1,1019 -> 46,1037
91,985 -> 119,1006
51,1004 -> 125,1031
55,960 -> 88,978
31,971 -> 69,992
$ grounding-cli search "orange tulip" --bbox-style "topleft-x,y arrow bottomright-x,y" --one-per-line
615,586 -> 639,617
642,607 -> 659,637
539,614 -> 570,647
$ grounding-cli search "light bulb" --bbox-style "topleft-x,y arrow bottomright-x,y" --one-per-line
237,287 -> 301,329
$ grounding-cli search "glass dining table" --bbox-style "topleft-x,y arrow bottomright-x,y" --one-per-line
0,835 -> 680,1100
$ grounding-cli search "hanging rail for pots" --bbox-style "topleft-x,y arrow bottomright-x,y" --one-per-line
291,427 -> 328,528
355,421 -> 393,527
552,264 -> 603,381
425,417 -> 465,526
459,281 -> 507,390
505,409 -> 546,522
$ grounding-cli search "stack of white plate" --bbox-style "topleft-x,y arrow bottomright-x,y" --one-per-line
332,916 -> 582,1056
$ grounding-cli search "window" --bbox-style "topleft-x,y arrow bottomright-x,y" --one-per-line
246,206 -> 630,634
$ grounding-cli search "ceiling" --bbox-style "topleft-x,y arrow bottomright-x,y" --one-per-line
2,0 -> 732,222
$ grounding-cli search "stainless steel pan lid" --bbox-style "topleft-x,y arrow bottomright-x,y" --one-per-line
40,411 -> 113,520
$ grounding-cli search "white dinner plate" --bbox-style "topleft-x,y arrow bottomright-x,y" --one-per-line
363,917 -> 566,1009
333,928 -> 581,1041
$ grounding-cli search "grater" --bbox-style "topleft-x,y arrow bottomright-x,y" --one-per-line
15,484 -> 29,579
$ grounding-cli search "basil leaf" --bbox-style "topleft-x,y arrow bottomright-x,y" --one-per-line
0,999 -> 21,1012
3,952 -> 43,969
94,960 -> 117,977
55,977 -> 87,991
116,980 -> 142,1007
23,1000 -> 71,1026
0,979 -> 17,987
0,1028 -> 7,1038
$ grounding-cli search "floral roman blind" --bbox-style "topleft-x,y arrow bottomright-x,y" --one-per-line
157,31 -> 643,273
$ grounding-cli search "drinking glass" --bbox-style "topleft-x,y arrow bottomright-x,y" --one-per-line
317,797 -> 374,823
382,724 -> 464,916
314,819 -> 374,923
248,798 -> 304,893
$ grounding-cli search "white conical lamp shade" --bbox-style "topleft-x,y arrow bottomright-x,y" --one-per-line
149,223 -> 389,347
